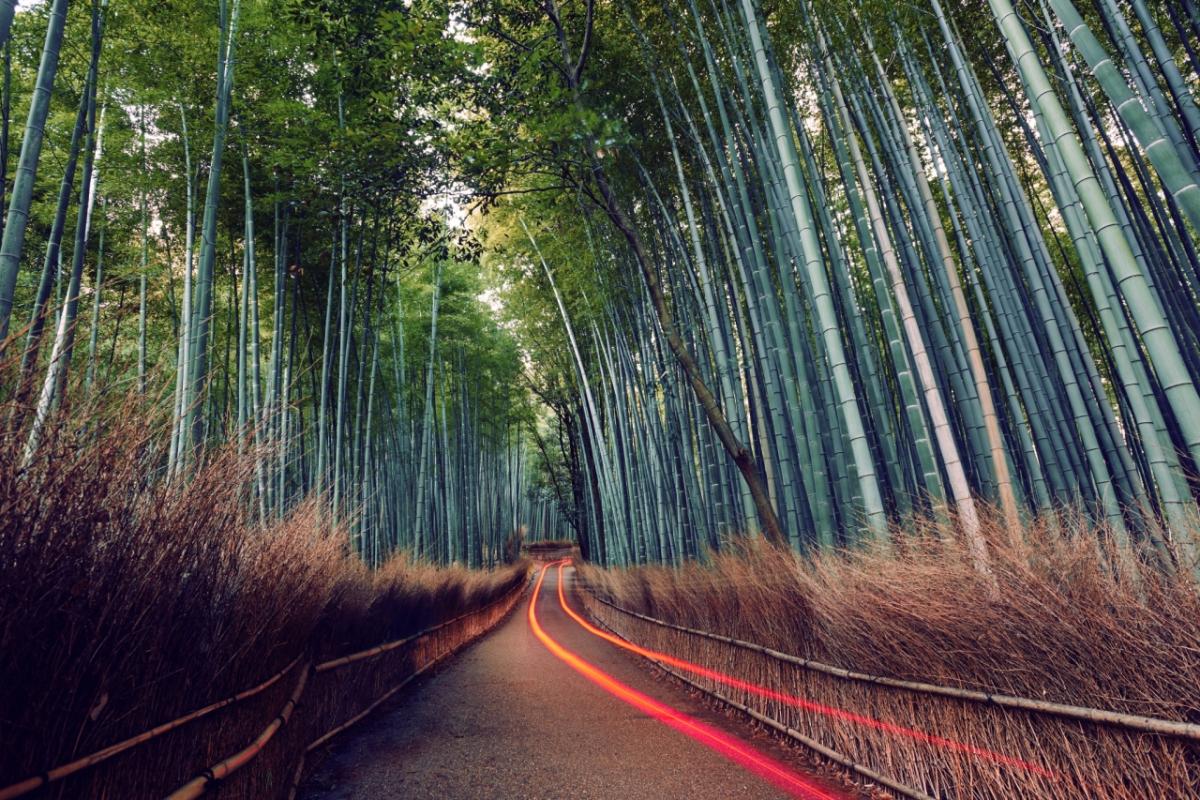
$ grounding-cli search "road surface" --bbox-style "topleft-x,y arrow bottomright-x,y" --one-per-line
299,563 -> 854,800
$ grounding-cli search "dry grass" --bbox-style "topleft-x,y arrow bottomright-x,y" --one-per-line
579,515 -> 1200,799
0,389 -> 527,798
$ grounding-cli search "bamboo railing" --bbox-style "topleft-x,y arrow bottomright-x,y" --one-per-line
0,577 -> 528,800
578,582 -> 1200,799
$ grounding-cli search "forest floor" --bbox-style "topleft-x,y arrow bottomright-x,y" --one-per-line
299,565 -> 860,800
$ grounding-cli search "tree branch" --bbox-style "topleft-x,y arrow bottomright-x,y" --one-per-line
573,0 -> 595,85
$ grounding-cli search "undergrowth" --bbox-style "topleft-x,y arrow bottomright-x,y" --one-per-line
0,390 -> 527,795
579,516 -> 1200,799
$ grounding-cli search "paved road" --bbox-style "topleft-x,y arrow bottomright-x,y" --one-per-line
300,564 -> 853,800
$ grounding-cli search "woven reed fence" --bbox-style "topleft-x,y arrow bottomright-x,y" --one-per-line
577,583 -> 1200,800
1,578 -> 528,800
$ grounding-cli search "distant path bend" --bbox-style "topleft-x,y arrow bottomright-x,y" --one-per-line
300,563 -> 853,800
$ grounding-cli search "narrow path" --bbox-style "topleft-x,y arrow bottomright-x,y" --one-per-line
300,563 -> 853,800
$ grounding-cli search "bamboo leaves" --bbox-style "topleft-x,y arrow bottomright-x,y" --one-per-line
487,0 -> 1200,570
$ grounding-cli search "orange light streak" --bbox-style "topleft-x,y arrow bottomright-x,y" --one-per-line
527,562 -> 843,800
555,561 -> 1054,780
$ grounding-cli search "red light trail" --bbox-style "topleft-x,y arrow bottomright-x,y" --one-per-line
527,561 -> 845,800
552,561 -> 1056,781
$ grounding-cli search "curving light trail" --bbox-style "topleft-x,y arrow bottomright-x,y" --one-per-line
553,561 -> 1055,781
527,561 -> 844,800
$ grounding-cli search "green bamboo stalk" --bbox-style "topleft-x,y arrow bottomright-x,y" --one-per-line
186,0 -> 242,452
0,0 -> 69,342
1049,0 -> 1200,235
738,0 -> 886,539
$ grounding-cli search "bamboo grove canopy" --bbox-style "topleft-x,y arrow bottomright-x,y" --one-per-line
0,0 -> 567,566
0,0 -> 1199,572
468,0 -> 1200,572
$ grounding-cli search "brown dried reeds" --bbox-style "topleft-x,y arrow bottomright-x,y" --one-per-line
579,514 -> 1200,799
0,390 -> 527,798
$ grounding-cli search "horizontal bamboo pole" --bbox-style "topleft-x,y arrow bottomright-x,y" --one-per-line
308,597 -> 519,751
309,644 -> 435,752
589,591 -> 1200,740
166,662 -> 311,800
315,633 -> 422,673
592,609 -> 935,800
0,575 -> 529,800
286,584 -> 527,800
0,654 -> 305,800
174,586 -> 525,799
314,581 -> 524,673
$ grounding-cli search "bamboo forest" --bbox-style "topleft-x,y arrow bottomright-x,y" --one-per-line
2,0 -> 1200,798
